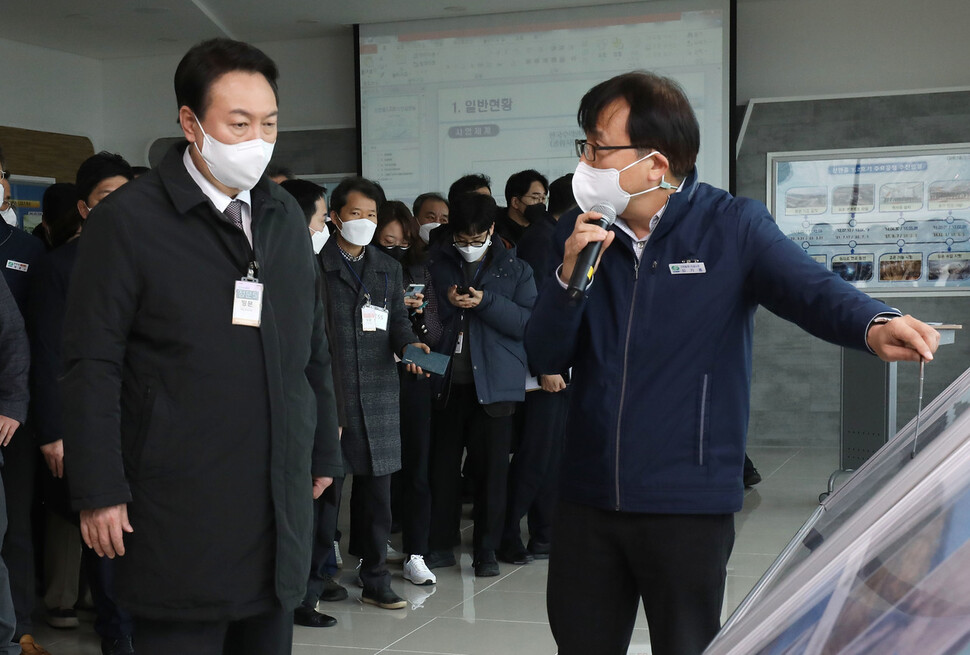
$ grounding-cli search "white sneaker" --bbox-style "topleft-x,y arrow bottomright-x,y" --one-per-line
333,541 -> 342,567
386,541 -> 405,565
403,554 -> 437,586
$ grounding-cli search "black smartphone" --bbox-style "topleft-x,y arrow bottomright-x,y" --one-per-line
455,285 -> 471,296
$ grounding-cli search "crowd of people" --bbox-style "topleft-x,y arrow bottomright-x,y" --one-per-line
0,37 -> 943,655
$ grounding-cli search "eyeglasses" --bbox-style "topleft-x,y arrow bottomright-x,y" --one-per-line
0,170 -> 8,180
454,236 -> 489,248
575,140 -> 649,162
520,193 -> 547,204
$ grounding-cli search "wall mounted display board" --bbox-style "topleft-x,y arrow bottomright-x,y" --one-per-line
705,364 -> 970,654
769,144 -> 970,295
8,174 -> 54,232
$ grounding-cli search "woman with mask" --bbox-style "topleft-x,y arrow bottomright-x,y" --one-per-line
422,192 -> 536,578
371,201 -> 438,587
313,177 -> 431,611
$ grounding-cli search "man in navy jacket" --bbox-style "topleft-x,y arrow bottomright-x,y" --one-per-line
525,72 -> 940,655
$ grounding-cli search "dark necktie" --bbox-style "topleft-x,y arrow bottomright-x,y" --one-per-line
224,199 -> 243,231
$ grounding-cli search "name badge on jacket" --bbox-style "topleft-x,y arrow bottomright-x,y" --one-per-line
5,260 -> 28,272
232,280 -> 263,327
669,262 -> 706,275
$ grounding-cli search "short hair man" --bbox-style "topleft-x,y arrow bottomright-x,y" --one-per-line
412,192 -> 449,244
497,169 -> 548,244
526,71 -> 940,655
547,173 -> 576,220
447,173 -> 491,208
280,178 -> 329,253
61,39 -> 342,655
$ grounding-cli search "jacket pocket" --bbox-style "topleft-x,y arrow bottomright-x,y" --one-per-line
697,373 -> 711,466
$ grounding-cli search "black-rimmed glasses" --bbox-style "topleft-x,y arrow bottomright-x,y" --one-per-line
575,139 -> 648,162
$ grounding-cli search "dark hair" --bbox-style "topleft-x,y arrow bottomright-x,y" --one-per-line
448,192 -> 497,238
130,166 -> 150,177
504,169 -> 548,207
280,179 -> 326,224
329,176 -> 383,216
75,152 -> 133,205
548,173 -> 577,217
174,38 -> 279,120
412,192 -> 448,220
376,200 -> 425,264
43,182 -> 82,248
0,145 -> 5,170
448,173 -> 491,208
267,165 -> 293,180
577,71 -> 699,179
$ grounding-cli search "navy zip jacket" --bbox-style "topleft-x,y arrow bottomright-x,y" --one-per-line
426,236 -> 536,406
525,169 -> 894,515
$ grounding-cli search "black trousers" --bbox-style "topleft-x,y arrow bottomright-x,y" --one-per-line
398,372 -> 433,556
502,388 -> 569,546
134,606 -> 293,655
429,384 -> 512,554
547,501 -> 735,655
304,473 -> 392,602
83,546 -> 134,640
0,428 -> 37,638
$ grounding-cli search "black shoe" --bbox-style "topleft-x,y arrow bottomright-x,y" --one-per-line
527,540 -> 551,559
294,604 -> 337,627
424,549 -> 456,569
319,575 -> 349,602
497,541 -> 533,565
744,468 -> 762,488
361,586 -> 407,610
473,550 -> 500,577
101,635 -> 134,655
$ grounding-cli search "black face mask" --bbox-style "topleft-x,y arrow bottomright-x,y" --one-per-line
523,203 -> 548,224
380,245 -> 408,261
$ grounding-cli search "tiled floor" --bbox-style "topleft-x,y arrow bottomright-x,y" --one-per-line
29,445 -> 837,655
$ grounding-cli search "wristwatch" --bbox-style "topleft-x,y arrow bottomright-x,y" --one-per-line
871,315 -> 897,326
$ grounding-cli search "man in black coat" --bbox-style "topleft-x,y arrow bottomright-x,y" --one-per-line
60,39 -> 342,655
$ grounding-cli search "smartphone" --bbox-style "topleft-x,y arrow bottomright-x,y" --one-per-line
455,285 -> 471,296
404,283 -> 425,299
402,344 -> 451,376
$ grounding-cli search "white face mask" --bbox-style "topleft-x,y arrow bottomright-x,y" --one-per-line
572,151 -> 678,215
310,226 -> 329,254
0,207 -> 16,227
455,237 -> 490,263
194,115 -> 275,191
419,221 -> 441,244
337,217 -> 377,247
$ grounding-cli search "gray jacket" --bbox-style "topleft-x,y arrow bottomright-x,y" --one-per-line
318,239 -> 414,476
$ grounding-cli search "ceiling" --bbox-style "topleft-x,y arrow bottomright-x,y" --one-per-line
0,0 -> 666,60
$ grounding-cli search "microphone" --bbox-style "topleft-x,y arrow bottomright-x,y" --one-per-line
567,202 -> 617,301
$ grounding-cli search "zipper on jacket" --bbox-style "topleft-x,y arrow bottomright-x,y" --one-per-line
698,374 -> 709,466
613,256 -> 643,510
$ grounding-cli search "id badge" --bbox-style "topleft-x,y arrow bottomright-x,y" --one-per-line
455,331 -> 464,355
232,280 -> 263,327
373,307 -> 389,331
361,304 -> 377,332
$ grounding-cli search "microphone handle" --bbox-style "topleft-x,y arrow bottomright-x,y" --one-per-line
566,216 -> 611,301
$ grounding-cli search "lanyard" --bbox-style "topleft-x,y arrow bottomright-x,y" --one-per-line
341,255 -> 388,308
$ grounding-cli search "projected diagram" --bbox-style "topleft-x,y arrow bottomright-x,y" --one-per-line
360,7 -> 726,204
771,147 -> 970,292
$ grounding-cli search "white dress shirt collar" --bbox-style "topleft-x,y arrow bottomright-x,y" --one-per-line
182,145 -> 253,246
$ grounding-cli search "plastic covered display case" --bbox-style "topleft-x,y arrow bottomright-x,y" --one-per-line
705,364 -> 970,655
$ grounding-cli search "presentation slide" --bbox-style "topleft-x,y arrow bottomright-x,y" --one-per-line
771,145 -> 970,293
359,1 -> 729,206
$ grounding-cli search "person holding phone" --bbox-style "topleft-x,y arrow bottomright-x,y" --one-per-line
372,201 -> 438,586
423,192 -> 536,577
